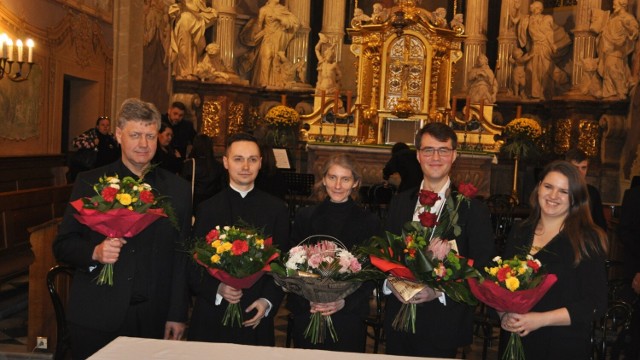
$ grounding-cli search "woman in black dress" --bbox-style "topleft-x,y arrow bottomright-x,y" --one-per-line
288,153 -> 381,352
500,160 -> 608,359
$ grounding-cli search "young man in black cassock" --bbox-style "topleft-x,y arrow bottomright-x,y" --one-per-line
187,133 -> 290,345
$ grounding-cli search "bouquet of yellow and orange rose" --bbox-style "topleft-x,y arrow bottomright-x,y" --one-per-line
71,174 -> 177,286
468,255 -> 557,360
193,225 -> 280,327
358,183 -> 482,333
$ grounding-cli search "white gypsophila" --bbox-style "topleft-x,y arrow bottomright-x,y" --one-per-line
215,225 -> 221,230
223,226 -> 230,231
109,184 -> 120,190
492,255 -> 502,262
219,234 -> 227,240
133,186 -> 138,191
142,183 -> 152,191
107,176 -> 119,184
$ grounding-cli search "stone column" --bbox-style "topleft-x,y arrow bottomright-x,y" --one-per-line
213,0 -> 237,71
287,0 -> 311,82
320,0 -> 346,62
462,0 -> 488,92
111,0 -> 144,118
495,0 -> 521,95
570,0 -> 601,90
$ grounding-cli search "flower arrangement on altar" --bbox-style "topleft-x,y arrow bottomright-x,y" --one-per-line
71,173 -> 177,286
501,117 -> 542,159
193,225 -> 280,327
264,105 -> 300,128
469,255 -> 557,360
358,183 -> 482,332
270,236 -> 382,344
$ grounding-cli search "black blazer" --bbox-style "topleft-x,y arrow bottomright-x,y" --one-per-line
384,185 -> 496,349
53,160 -> 192,334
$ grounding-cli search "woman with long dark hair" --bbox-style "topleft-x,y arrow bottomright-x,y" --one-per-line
499,160 -> 608,358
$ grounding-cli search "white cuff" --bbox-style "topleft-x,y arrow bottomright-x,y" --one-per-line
382,279 -> 393,295
262,298 -> 273,317
215,292 -> 223,306
437,292 -> 447,305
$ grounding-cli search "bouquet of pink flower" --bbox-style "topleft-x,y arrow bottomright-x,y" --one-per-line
193,225 -> 280,327
270,236 -> 382,344
71,174 -> 177,286
468,255 -> 557,360
358,183 -> 481,332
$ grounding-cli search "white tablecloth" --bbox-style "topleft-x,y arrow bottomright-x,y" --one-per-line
88,336 -> 452,360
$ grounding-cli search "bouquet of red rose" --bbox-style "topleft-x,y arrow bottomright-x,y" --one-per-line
358,183 -> 481,333
193,225 -> 280,327
71,174 -> 177,286
270,236 -> 382,344
468,255 -> 557,360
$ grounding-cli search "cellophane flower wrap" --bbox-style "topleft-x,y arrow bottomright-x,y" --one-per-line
270,236 -> 382,344
193,225 -> 279,327
358,183 -> 482,333
71,174 -> 177,286
468,255 -> 557,360
501,117 -> 542,160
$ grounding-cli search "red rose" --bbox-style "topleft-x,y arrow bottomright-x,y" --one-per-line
496,266 -> 511,282
404,234 -> 414,245
527,259 -> 540,272
458,182 -> 478,199
264,237 -> 273,247
139,190 -> 155,204
231,240 -> 249,255
419,190 -> 440,207
101,187 -> 118,202
205,229 -> 220,244
418,211 -> 438,228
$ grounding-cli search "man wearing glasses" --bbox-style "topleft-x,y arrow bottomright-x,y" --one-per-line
383,122 -> 495,357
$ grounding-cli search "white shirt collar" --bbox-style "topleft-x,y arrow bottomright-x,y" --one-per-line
229,183 -> 254,198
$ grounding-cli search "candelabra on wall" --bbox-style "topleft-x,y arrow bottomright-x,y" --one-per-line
0,33 -> 35,82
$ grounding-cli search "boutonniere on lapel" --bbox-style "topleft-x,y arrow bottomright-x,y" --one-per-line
358,182 -> 481,333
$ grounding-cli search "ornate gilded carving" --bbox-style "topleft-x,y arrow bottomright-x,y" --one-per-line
578,119 -> 600,157
227,102 -> 245,135
554,118 -> 572,154
201,99 -> 221,138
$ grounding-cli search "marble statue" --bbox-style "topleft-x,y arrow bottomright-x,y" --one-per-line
450,13 -> 465,34
467,54 -> 498,104
513,1 -> 570,100
239,0 -> 300,88
272,51 -> 307,88
195,43 -> 246,85
169,0 -> 217,80
578,57 -> 603,98
509,47 -> 531,99
351,8 -> 371,28
431,7 -> 447,28
316,44 -> 342,95
371,3 -> 389,24
591,0 -> 639,99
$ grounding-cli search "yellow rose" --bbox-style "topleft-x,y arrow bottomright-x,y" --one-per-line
211,240 -> 222,248
255,239 -> 264,248
222,242 -> 233,252
518,266 -> 527,275
487,267 -> 499,276
505,276 -> 520,291
116,193 -> 132,206
210,254 -> 221,263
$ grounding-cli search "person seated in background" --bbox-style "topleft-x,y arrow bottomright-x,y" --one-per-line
68,116 -> 120,182
162,101 -> 196,160
153,122 -> 183,174
255,144 -> 287,201
564,148 -> 607,231
180,134 -> 226,212
288,153 -> 381,352
382,142 -> 422,193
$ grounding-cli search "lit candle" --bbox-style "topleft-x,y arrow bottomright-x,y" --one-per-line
281,94 -> 286,106
480,99 -> 484,122
451,96 -> 457,118
6,38 -> 13,61
516,105 -> 522,119
334,90 -> 339,113
0,34 -> 5,58
346,91 -> 352,114
465,96 -> 471,121
16,39 -> 23,62
26,39 -> 34,63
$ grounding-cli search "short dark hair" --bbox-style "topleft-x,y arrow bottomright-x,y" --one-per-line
225,132 -> 261,155
391,142 -> 410,154
170,101 -> 186,111
159,121 -> 173,134
564,148 -> 588,163
415,122 -> 458,149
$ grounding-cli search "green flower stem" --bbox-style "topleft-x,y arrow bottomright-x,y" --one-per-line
222,303 -> 243,327
96,264 -> 114,286
304,312 -> 338,344
502,332 -> 525,360
392,303 -> 417,333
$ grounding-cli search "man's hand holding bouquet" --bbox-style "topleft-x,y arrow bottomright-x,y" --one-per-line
468,255 -> 557,360
270,236 -> 382,344
71,173 -> 177,286
192,225 -> 280,327
358,183 -> 481,333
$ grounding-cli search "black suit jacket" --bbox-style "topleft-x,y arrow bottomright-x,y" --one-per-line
53,160 -> 192,334
384,185 -> 496,350
619,186 -> 640,279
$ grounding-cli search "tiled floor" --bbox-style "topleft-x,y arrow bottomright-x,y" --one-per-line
0,277 -> 498,359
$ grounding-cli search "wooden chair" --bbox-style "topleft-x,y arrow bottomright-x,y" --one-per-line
47,264 -> 74,360
592,300 -> 634,360
363,280 -> 386,353
485,194 -> 517,256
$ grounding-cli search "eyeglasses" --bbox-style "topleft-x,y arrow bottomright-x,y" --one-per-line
419,147 -> 453,157
98,116 -> 110,120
